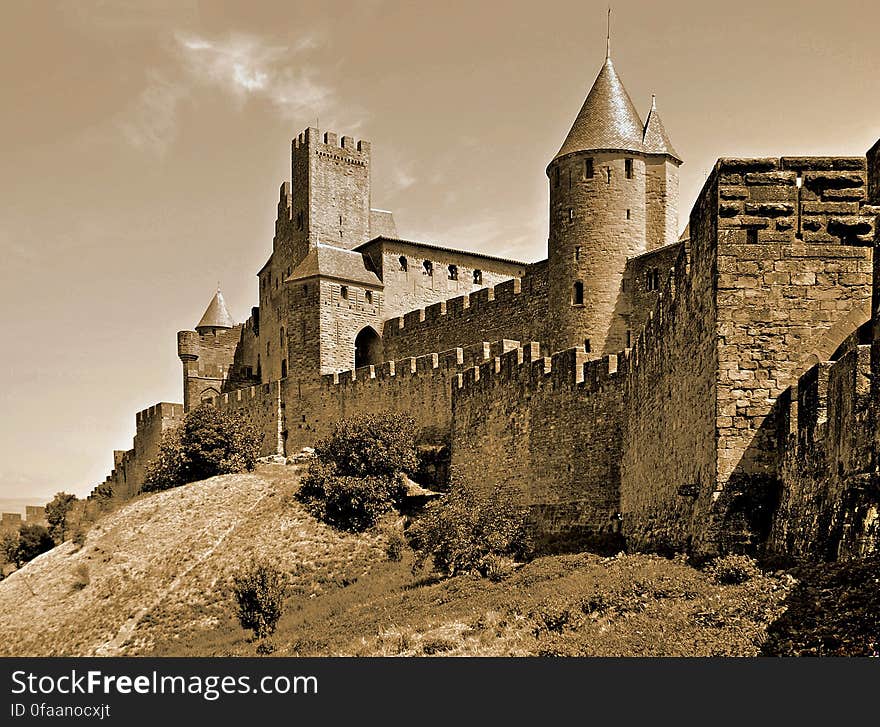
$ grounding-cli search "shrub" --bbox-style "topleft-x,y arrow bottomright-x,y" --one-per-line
314,413 -> 418,478
14,524 -> 55,567
232,560 -> 287,639
479,553 -> 518,582
383,523 -> 407,562
0,532 -> 19,566
144,405 -> 260,492
298,463 -> 406,531
408,483 -> 532,577
296,413 -> 416,531
46,492 -> 78,543
705,554 -> 762,585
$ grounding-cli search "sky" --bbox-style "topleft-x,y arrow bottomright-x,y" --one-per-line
1,0 -> 879,505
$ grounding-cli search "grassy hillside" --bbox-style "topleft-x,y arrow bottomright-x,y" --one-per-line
6,462 -> 871,657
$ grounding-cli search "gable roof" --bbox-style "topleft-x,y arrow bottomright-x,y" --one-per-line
553,57 -> 646,162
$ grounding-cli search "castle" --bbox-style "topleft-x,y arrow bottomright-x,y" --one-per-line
93,50 -> 880,560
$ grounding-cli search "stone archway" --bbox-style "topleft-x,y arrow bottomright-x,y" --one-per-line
354,326 -> 383,369
199,386 -> 220,404
793,299 -> 872,377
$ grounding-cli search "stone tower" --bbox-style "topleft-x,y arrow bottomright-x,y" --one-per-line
546,53 -> 681,355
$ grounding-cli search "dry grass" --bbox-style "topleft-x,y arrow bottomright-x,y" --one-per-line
0,464 -> 795,657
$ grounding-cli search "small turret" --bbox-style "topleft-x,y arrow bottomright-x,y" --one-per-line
195,287 -> 235,334
643,95 -> 683,250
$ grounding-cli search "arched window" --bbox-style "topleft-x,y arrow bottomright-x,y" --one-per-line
473,269 -> 483,285
572,281 -> 584,305
200,387 -> 220,404
399,255 -> 408,272
423,260 -> 433,276
448,264 -> 458,280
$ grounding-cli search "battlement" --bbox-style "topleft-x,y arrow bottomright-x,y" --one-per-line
135,402 -> 184,429
292,127 -> 371,157
320,340 -> 521,391
211,381 -> 280,407
385,277 -> 527,336
716,156 -> 872,246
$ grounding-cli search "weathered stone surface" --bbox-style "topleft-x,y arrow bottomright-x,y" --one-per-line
744,202 -> 794,217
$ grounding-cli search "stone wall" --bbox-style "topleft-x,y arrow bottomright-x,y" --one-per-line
620,179 -> 719,555
177,326 -> 243,411
284,340 -> 518,452
451,344 -> 625,552
211,382 -> 284,457
382,263 -> 549,361
769,346 -> 877,559
91,402 -> 184,501
357,238 -> 526,322
713,156 -> 873,550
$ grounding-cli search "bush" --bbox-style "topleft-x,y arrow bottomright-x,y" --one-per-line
705,554 -> 762,585
1,532 -> 19,566
144,405 -> 260,492
232,560 -> 287,639
296,413 -> 416,531
480,553 -> 518,582
314,413 -> 418,478
408,484 -> 532,577
46,492 -> 78,543
71,564 -> 90,590
382,523 -> 407,562
298,462 -> 406,531
14,524 -> 55,567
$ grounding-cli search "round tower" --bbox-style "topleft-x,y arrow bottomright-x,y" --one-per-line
547,55 -> 651,356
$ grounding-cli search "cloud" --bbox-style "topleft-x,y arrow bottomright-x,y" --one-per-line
174,32 -> 334,120
118,72 -> 189,156
120,30 -> 339,155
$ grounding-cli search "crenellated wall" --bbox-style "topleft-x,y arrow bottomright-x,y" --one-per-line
769,346 -> 877,559
451,343 -> 626,552
284,340 -> 520,452
382,264 -> 549,361
211,382 -> 284,457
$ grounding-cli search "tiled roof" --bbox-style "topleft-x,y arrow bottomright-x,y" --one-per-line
196,289 -> 235,330
642,95 -> 682,162
286,244 -> 382,287
553,57 -> 646,162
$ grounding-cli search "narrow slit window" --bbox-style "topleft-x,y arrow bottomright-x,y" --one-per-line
626,330 -> 632,348
340,285 -> 348,300
568,208 -> 574,221
365,290 -> 373,304
572,280 -> 584,305
625,158 -> 634,179
473,269 -> 483,285
448,264 -> 458,280
585,158 -> 594,179
584,338 -> 591,353
575,246 -> 581,261
626,209 -> 631,220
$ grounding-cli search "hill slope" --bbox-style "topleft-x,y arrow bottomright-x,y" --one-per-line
0,464 -> 384,656
1,463 -> 814,657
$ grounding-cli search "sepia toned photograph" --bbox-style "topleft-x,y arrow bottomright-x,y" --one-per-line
1,0 -> 878,674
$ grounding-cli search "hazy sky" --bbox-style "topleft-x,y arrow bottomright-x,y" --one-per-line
2,1 -> 879,503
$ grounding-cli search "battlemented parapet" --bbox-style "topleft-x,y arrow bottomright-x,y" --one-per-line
177,325 -> 247,411
284,340 -> 521,453
451,343 -> 626,552
382,264 -> 549,361
91,402 -> 184,502
769,346 -> 876,559
210,382 -> 284,457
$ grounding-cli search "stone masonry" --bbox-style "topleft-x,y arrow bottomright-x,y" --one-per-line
89,51 -> 880,561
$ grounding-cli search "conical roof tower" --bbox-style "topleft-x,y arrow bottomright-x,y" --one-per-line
196,287 -> 235,333
642,95 -> 681,162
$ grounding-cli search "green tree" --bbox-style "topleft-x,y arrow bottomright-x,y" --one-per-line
45,492 -> 78,543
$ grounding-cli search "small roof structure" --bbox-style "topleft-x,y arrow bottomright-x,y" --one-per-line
196,288 -> 235,332
286,243 -> 383,287
642,95 -> 682,163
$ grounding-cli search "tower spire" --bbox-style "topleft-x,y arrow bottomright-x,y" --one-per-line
606,6 -> 611,59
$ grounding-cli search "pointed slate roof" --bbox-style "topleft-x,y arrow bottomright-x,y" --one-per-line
553,57 -> 646,162
286,244 -> 382,287
196,289 -> 235,331
642,95 -> 682,162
